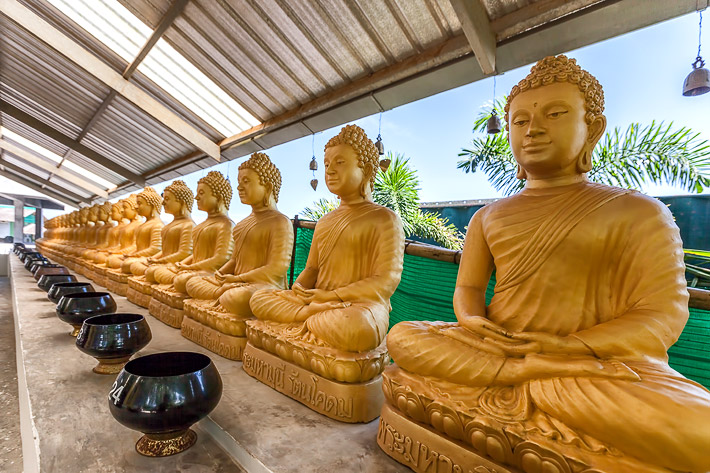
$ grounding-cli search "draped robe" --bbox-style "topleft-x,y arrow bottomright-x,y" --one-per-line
387,181 -> 710,473
117,217 -> 164,273
152,214 -> 233,294
250,201 -> 404,352
185,209 -> 293,317
135,217 -> 194,278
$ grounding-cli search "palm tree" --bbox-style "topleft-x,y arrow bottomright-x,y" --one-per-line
301,152 -> 464,249
458,98 -> 710,196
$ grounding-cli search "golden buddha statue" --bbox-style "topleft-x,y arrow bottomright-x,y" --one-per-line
104,188 -> 164,295
378,55 -> 710,473
77,202 -> 112,275
93,195 -> 141,287
182,153 -> 293,360
89,201 -> 127,267
83,202 -> 120,281
149,171 -> 233,328
127,180 -> 195,308
244,125 -> 405,423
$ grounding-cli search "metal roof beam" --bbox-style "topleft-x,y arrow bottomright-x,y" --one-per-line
0,168 -> 81,208
0,155 -> 90,204
0,99 -> 145,186
449,0 -> 496,74
0,0 -> 221,162
123,0 -> 190,79
0,139 -> 108,198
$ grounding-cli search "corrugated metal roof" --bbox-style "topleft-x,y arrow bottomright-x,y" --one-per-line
0,0 -> 702,203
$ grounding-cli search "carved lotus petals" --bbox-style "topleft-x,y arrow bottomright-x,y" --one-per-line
464,421 -> 514,465
331,360 -> 361,383
514,442 -> 571,473
425,402 -> 465,441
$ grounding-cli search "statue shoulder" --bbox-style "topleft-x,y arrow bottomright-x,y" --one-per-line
611,191 -> 672,219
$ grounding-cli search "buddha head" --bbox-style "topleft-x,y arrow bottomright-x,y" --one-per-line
110,202 -> 123,222
136,187 -> 163,218
79,207 -> 89,225
88,204 -> 99,223
122,194 -> 139,220
196,171 -> 232,214
162,180 -> 194,217
324,124 -> 379,201
237,152 -> 281,209
98,201 -> 111,222
505,55 -> 606,181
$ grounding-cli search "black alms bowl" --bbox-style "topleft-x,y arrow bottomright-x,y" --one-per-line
56,291 -> 117,336
19,251 -> 40,263
76,313 -> 152,375
30,261 -> 56,275
108,352 -> 222,457
38,274 -> 77,292
48,282 -> 94,304
34,265 -> 70,281
13,243 -> 25,254
24,254 -> 47,270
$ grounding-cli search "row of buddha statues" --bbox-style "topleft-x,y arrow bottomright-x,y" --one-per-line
36,56 -> 710,473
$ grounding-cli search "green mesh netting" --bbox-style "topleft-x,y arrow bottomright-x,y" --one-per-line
291,227 -> 710,389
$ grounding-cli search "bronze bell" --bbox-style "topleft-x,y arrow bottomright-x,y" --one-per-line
683,57 -> 710,96
486,110 -> 502,134
309,156 -> 318,171
379,158 -> 391,172
375,135 -> 385,155
310,179 -> 318,191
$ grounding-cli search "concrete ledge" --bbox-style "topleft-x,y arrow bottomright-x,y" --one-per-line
10,255 -> 409,472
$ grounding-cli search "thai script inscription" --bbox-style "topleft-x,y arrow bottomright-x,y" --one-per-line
287,370 -> 353,419
243,351 -> 285,389
378,417 -> 496,473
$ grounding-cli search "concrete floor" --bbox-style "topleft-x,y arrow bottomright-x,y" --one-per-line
0,277 -> 23,473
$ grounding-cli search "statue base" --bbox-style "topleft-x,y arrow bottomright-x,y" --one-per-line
126,287 -> 152,308
242,343 -> 384,423
105,270 -> 129,296
378,402 -> 519,473
148,298 -> 184,328
180,316 -> 246,360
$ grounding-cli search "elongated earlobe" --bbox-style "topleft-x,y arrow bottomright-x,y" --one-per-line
576,148 -> 593,173
516,164 -> 528,180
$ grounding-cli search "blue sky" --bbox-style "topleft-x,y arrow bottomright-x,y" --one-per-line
88,11 -> 710,224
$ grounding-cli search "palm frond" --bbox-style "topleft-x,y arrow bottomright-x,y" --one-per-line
457,132 -> 524,195
589,121 -> 710,192
301,198 -> 338,220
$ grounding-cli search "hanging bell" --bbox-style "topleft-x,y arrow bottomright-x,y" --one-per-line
375,135 -> 385,155
379,158 -> 391,172
309,156 -> 318,171
683,57 -> 710,96
310,179 -> 318,191
486,109 -> 502,134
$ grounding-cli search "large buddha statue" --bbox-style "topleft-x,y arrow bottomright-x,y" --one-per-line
182,153 -> 293,360
379,56 -> 710,473
149,171 -> 233,328
243,125 -> 405,423
127,180 -> 195,308
104,188 -> 164,295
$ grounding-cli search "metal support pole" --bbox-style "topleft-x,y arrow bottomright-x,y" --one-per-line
34,207 -> 42,240
289,215 -> 299,288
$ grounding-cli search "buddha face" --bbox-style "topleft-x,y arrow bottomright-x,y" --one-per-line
237,168 -> 268,206
195,182 -> 219,213
162,190 -> 183,216
122,202 -> 137,219
136,195 -> 153,218
98,208 -> 108,222
508,82 -> 603,180
324,144 -> 366,198
88,208 -> 98,223
111,204 -> 122,221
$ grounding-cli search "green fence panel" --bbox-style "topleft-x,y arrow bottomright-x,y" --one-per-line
292,226 -> 710,389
